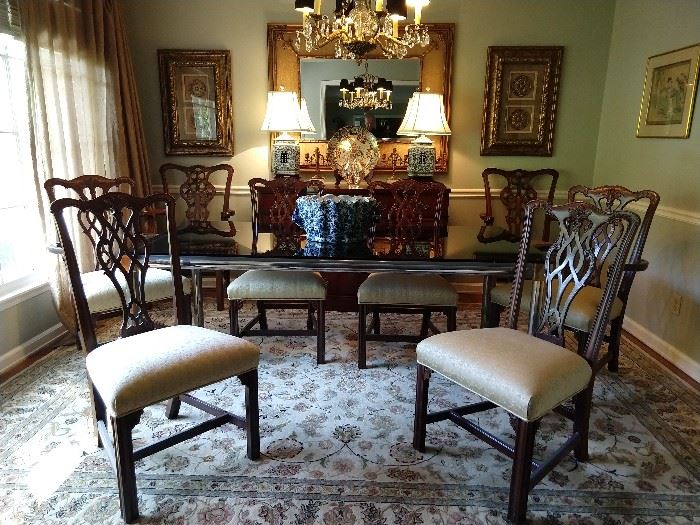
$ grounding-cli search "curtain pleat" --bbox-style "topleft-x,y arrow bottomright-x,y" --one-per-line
20,0 -> 151,333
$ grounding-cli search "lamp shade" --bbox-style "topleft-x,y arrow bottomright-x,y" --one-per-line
261,91 -> 308,133
397,92 -> 450,136
298,98 -> 316,134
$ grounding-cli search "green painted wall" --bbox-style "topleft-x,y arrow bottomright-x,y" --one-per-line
593,0 -> 700,373
120,0 -> 615,226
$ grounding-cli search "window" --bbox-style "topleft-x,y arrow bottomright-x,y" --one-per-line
0,2 -> 47,294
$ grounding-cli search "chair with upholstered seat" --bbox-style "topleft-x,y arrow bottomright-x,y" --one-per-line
413,200 -> 640,524
357,179 -> 457,369
484,185 -> 659,372
160,163 -> 236,311
50,191 -> 260,524
228,177 -> 327,364
478,167 -> 558,243
44,175 -> 192,324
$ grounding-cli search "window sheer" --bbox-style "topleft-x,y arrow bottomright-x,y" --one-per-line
0,12 -> 47,293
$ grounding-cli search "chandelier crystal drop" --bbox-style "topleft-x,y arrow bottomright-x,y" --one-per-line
294,0 -> 431,61
339,62 -> 393,110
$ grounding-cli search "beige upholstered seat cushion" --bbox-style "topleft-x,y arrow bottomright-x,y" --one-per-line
81,269 -> 192,314
86,325 -> 259,417
357,272 -> 457,306
227,270 -> 326,300
489,281 -> 624,332
417,327 -> 592,421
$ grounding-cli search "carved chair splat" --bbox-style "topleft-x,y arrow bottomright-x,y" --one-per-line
478,167 -> 559,243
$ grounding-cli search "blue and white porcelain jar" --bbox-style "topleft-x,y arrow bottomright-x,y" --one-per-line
293,194 -> 379,244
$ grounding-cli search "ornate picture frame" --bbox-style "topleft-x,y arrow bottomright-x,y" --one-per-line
636,43 -> 700,138
158,49 -> 234,156
480,46 -> 563,156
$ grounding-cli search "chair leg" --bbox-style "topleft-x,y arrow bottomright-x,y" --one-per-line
573,383 -> 594,462
358,304 -> 367,369
316,300 -> 325,365
419,310 -> 431,338
447,306 -> 457,332
507,418 -> 539,524
183,293 -> 193,325
481,276 -> 495,328
215,271 -> 225,311
229,300 -> 240,336
307,304 -> 314,331
165,396 -> 181,419
575,330 -> 588,356
372,308 -> 380,335
92,384 -> 106,449
239,370 -> 260,460
413,364 -> 431,452
113,410 -> 143,524
257,301 -> 268,330
608,317 -> 623,373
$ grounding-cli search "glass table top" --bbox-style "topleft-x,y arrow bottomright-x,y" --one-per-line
150,221 -> 539,276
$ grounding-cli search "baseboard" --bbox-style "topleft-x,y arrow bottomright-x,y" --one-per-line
623,317 -> 700,383
0,323 -> 68,376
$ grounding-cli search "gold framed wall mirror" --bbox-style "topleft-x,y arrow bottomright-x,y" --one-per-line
267,23 -> 454,177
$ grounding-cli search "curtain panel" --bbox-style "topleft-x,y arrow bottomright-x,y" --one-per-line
20,0 -> 150,332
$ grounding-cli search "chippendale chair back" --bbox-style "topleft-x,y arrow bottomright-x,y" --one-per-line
50,192 -> 188,346
567,185 -> 659,303
159,163 -> 235,236
479,167 -> 559,243
45,175 -> 135,271
368,179 -> 447,258
248,177 -> 324,252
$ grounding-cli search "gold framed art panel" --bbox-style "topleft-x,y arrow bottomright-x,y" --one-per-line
480,46 -> 563,156
636,43 -> 700,139
266,23 -> 454,176
158,49 -> 234,156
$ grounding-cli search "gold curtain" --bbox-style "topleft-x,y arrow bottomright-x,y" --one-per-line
20,0 -> 150,333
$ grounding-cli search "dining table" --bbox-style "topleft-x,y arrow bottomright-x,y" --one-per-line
149,220 -> 535,328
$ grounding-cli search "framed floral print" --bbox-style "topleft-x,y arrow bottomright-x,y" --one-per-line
480,46 -> 564,156
636,43 -> 700,138
158,50 -> 234,155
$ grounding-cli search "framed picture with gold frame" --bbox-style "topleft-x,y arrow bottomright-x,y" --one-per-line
158,49 -> 234,155
636,43 -> 700,138
480,46 -> 563,156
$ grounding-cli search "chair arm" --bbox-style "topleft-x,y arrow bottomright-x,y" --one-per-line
623,259 -> 648,272
48,243 -> 64,255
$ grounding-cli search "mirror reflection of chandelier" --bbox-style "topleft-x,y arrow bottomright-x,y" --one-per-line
339,62 -> 393,110
293,0 -> 431,60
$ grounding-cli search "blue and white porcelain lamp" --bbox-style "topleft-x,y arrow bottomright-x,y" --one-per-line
397,92 -> 451,178
261,91 -> 316,176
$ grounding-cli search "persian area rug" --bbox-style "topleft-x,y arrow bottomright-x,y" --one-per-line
1,302 -> 699,525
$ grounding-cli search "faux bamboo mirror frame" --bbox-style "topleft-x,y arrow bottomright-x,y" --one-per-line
267,23 -> 455,177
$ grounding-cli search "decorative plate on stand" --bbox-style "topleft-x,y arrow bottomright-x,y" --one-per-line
327,126 -> 380,188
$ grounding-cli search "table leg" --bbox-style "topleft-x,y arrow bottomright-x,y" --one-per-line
528,274 -> 542,335
192,269 -> 204,327
480,275 -> 494,329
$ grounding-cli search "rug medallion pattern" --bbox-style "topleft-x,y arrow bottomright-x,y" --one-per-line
0,303 -> 698,524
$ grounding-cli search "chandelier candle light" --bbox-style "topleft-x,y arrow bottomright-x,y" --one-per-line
294,0 -> 431,60
261,91 -> 316,176
340,62 -> 393,110
397,91 -> 450,177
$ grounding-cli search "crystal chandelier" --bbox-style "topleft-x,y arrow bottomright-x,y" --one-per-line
294,0 -> 431,60
339,62 -> 393,110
